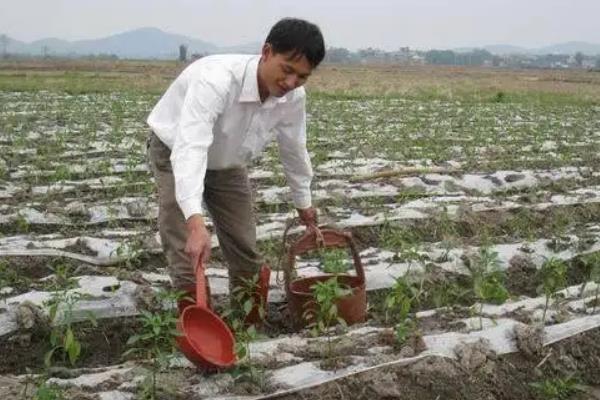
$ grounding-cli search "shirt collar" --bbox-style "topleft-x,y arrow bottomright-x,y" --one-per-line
239,55 -> 289,106
239,56 -> 261,103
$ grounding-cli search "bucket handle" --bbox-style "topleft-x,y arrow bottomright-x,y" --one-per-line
283,226 -> 365,296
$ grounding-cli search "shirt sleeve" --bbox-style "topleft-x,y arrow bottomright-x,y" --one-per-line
275,91 -> 313,209
170,78 -> 228,220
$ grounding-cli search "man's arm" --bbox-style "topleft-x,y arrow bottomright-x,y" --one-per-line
275,90 -> 316,224
171,78 -> 226,220
171,77 -> 228,265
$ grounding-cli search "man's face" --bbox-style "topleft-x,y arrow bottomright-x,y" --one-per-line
259,44 -> 313,98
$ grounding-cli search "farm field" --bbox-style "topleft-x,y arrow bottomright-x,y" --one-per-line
1,60 -> 600,399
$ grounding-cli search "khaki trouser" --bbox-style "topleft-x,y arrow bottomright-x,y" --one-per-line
147,132 -> 263,290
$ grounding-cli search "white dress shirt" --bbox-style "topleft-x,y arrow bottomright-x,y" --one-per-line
147,54 -> 313,220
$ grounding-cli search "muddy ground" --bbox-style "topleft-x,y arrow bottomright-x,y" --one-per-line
275,329 -> 600,400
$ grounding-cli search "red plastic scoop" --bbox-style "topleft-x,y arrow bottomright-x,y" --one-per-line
176,261 -> 236,370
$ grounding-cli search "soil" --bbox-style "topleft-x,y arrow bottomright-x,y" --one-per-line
568,256 -> 596,287
0,316 -> 142,374
507,255 -> 540,297
275,328 -> 600,400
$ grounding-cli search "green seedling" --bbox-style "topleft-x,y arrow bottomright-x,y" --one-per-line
44,291 -> 95,367
393,318 -> 417,348
579,252 -> 600,313
538,258 -> 568,324
114,237 -> 145,269
304,277 -> 352,363
378,222 -> 419,256
14,212 -> 30,233
398,243 -> 427,275
51,165 -> 71,182
529,374 -> 583,400
383,276 -> 421,324
466,246 -> 509,329
123,289 -> 181,400
223,273 -> 268,389
47,262 -> 77,291
0,259 -> 30,296
32,381 -> 65,400
428,274 -> 472,309
319,248 -> 348,274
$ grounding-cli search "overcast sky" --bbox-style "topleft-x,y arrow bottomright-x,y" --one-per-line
1,0 -> 599,50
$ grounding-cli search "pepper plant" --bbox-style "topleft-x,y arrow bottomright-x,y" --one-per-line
123,289 -> 181,400
304,277 -> 352,362
538,257 -> 567,324
466,246 -> 509,329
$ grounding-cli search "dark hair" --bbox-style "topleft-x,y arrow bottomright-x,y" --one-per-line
265,18 -> 325,68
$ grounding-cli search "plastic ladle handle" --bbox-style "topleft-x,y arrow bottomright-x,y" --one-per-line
195,261 -> 208,309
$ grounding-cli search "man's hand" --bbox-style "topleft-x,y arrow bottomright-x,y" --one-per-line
297,207 -> 317,226
185,214 -> 211,268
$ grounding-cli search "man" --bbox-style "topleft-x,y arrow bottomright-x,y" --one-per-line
146,18 -> 325,324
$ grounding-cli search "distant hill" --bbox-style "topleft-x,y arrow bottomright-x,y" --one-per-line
1,27 -> 227,59
2,28 -> 600,58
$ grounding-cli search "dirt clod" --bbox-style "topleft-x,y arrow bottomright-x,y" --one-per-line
504,173 -> 525,183
16,301 -> 49,332
513,323 -> 545,359
454,339 -> 495,371
133,285 -> 161,312
507,255 -> 539,297
370,372 -> 403,398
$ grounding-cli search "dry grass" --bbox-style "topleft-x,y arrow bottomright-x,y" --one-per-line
307,64 -> 600,103
1,59 -> 600,103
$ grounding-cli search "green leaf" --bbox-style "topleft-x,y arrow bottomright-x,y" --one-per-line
126,335 -> 141,345
44,347 -> 58,368
68,340 -> 81,365
121,348 -> 139,358
243,299 -> 253,315
64,328 -> 74,350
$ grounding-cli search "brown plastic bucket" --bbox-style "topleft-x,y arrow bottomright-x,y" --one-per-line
284,227 -> 367,330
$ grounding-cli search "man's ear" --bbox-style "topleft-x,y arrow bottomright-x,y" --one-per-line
261,43 -> 273,60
